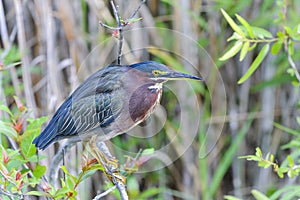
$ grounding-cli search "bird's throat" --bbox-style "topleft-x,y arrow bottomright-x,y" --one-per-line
148,82 -> 163,91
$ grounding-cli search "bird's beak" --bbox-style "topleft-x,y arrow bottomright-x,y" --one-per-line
162,71 -> 202,81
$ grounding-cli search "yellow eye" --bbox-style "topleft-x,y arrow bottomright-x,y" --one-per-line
152,70 -> 161,76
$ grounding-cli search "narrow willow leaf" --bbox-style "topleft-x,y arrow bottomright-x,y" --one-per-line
0,121 -> 18,138
252,27 -> 273,39
220,9 -> 245,37
235,14 -> 254,38
248,43 -> 257,51
251,189 -> 269,200
239,41 -> 250,61
219,41 -> 243,61
227,32 -> 243,42
238,44 -> 269,84
271,41 -> 283,55
27,191 -> 50,197
127,17 -> 142,23
224,195 -> 242,200
255,147 -> 262,157
287,155 -> 294,167
0,104 -> 14,117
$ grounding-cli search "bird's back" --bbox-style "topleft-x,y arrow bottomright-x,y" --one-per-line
33,65 -> 128,150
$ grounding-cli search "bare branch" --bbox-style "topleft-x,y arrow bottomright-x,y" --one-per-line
93,185 -> 116,200
99,22 -> 122,30
128,0 -> 147,20
99,0 -> 147,65
284,39 -> 300,84
95,141 -> 128,200
110,0 -> 121,27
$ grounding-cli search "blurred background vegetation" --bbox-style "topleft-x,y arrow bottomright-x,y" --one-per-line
1,0 -> 300,199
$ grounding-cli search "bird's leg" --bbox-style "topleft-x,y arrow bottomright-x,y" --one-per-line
88,136 -> 126,185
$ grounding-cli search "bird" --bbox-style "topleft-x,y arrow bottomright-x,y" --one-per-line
33,61 -> 202,150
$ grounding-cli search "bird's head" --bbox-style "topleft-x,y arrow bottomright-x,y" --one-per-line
129,61 -> 202,83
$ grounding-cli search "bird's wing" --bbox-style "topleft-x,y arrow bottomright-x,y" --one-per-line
59,92 -> 123,136
33,92 -> 123,150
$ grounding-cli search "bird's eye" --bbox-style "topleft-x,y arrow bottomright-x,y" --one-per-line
152,70 -> 161,76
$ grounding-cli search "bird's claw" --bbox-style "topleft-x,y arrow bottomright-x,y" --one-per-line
88,137 -> 126,185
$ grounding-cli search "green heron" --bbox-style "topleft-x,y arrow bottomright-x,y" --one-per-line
33,61 -> 201,150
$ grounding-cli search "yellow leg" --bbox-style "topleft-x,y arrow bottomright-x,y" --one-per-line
88,136 -> 126,185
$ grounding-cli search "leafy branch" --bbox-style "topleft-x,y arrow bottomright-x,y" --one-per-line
239,147 -> 300,179
219,8 -> 300,85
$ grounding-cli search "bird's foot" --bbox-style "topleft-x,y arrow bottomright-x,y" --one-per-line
88,137 -> 126,185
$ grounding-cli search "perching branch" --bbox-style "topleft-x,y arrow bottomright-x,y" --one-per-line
93,141 -> 128,200
99,0 -> 147,65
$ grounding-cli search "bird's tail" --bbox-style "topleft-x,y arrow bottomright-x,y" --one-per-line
32,116 -> 59,150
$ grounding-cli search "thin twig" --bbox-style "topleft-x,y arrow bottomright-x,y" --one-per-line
99,0 -> 147,65
284,39 -> 300,84
129,0 -> 147,19
110,0 -> 121,27
93,185 -> 117,200
99,22 -> 122,30
110,0 -> 122,64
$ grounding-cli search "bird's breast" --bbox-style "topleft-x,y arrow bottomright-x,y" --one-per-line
128,82 -> 162,123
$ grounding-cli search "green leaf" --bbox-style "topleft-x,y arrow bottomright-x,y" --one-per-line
287,155 -> 294,167
0,121 -> 18,138
252,27 -> 273,39
255,147 -> 263,157
27,191 -> 50,197
3,45 -> 21,66
220,9 -> 245,37
141,148 -> 155,156
239,41 -> 250,61
32,164 -> 46,179
238,44 -> 269,84
127,17 -> 142,23
271,41 -> 283,55
79,169 -> 97,182
251,74 -> 295,92
27,154 -> 47,162
251,189 -> 270,200
21,138 -> 36,159
219,41 -> 243,61
248,43 -> 257,51
54,186 -> 70,198
227,32 -> 243,42
0,104 -> 14,118
270,154 -> 274,163
235,14 -> 254,38
273,122 -> 299,136
224,195 -> 243,200
60,166 -> 78,183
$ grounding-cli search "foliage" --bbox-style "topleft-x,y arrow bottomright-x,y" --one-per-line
0,98 -> 47,199
219,8 -> 300,85
220,1 -> 300,199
